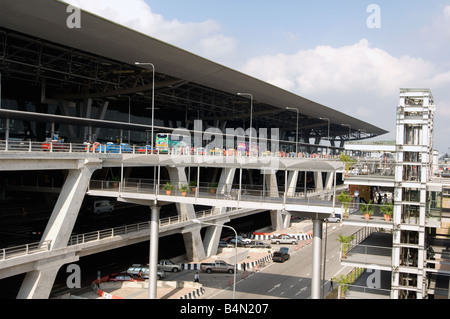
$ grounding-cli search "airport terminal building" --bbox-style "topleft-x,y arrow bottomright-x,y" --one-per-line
0,1 -> 448,299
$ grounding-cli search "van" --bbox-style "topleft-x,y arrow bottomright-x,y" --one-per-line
93,200 -> 115,214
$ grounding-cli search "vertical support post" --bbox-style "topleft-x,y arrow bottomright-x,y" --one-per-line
311,218 -> 323,299
149,205 -> 160,299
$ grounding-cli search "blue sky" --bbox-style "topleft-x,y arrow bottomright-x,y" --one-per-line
65,0 -> 450,153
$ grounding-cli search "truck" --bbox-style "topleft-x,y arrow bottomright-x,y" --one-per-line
200,260 -> 235,274
270,234 -> 298,245
158,259 -> 182,273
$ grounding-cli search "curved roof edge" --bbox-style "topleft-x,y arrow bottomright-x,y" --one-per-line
0,0 -> 388,136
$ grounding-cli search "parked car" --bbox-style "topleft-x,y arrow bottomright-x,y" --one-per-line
272,247 -> 290,263
107,272 -> 143,282
126,264 -> 166,280
200,260 -> 234,274
325,213 -> 341,223
228,238 -> 248,247
247,241 -> 271,248
218,240 -> 233,248
228,236 -> 252,244
158,259 -> 182,273
270,234 -> 298,245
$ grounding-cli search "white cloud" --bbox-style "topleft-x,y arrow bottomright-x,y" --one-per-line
241,39 -> 449,98
240,39 -> 450,152
63,0 -> 237,61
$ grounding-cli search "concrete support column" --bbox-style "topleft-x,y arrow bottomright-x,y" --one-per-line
286,170 -> 299,197
264,170 -> 279,197
270,210 -> 283,231
167,167 -> 196,220
281,210 -> 291,229
314,171 -> 323,192
217,168 -> 236,195
182,225 -> 206,262
203,218 -> 230,257
17,267 -> 60,299
148,205 -> 160,299
18,163 -> 98,299
311,218 -> 323,299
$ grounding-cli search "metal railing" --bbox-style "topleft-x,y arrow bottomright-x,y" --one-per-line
0,208 -> 227,262
88,179 -> 337,207
0,139 -> 344,159
339,284 -> 391,299
0,240 -> 52,261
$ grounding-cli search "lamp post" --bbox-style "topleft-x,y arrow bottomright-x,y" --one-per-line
286,107 -> 299,154
192,219 -> 237,299
237,93 -> 253,155
135,62 -> 155,151
320,117 -> 330,155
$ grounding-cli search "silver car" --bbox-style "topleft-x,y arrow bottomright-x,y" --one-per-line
127,264 -> 166,280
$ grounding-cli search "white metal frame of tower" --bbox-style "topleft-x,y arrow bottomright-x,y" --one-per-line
391,88 -> 436,299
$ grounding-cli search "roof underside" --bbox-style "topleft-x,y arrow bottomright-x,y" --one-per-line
0,0 -> 388,139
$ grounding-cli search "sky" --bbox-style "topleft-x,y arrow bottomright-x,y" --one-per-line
64,0 -> 450,154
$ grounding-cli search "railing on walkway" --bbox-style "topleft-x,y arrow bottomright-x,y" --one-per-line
0,240 -> 52,261
340,227 -> 392,266
88,179 -> 337,208
0,139 -> 343,160
339,284 -> 391,299
0,208 -> 239,261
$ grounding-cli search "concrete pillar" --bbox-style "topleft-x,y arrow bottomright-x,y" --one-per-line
264,170 -> 279,197
314,171 -> 323,192
270,210 -> 283,231
18,267 -> 61,299
217,168 -> 236,195
203,218 -> 230,257
286,170 -> 299,197
181,225 -> 206,262
167,167 -> 196,220
311,219 -> 323,299
281,210 -> 291,229
148,205 -> 160,299
17,163 -> 98,299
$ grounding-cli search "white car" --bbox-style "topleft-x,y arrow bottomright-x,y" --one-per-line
92,200 -> 115,214
127,264 -> 166,280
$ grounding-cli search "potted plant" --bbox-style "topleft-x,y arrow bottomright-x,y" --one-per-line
162,182 -> 174,195
188,181 -> 197,193
339,152 -> 356,178
336,274 -> 350,299
179,184 -> 190,196
380,203 -> 393,221
208,182 -> 218,194
111,176 -> 120,188
337,235 -> 355,259
337,191 -> 352,218
361,200 -> 375,220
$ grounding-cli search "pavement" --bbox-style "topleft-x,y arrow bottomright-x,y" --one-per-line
72,219 -> 329,300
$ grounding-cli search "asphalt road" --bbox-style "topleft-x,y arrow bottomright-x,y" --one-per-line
164,224 -> 362,299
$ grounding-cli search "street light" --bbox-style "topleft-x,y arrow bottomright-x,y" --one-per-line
135,62 -> 155,151
192,219 -> 237,299
237,93 -> 253,155
319,117 -> 330,155
286,107 -> 299,154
